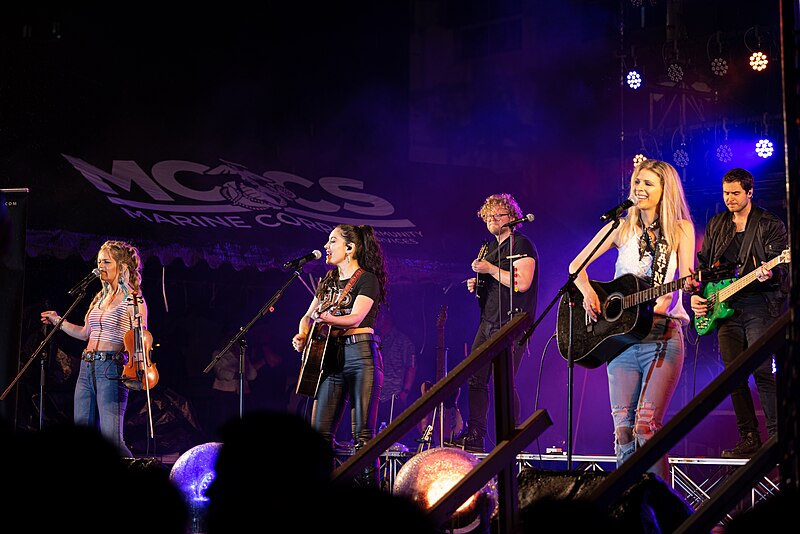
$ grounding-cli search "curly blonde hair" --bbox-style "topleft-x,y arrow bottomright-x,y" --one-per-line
88,240 -> 143,310
477,193 -> 524,226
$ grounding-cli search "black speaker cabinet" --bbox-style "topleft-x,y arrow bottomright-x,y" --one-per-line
517,467 -> 694,532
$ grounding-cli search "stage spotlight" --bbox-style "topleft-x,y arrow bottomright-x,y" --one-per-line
673,145 -> 689,168
711,57 -> 728,76
667,62 -> 684,83
749,51 -> 768,72
393,447 -> 498,533
745,27 -> 770,72
626,70 -> 642,89
755,139 -> 774,158
716,144 -> 732,163
632,153 -> 647,167
169,442 -> 223,533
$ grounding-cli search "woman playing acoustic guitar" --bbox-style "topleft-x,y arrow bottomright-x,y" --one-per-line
41,240 -> 147,457
292,224 -> 388,486
567,159 -> 695,485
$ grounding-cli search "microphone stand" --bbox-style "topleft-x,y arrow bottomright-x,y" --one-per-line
0,286 -> 91,409
203,268 -> 305,417
518,217 -> 622,469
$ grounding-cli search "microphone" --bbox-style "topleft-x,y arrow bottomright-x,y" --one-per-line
599,197 -> 637,222
68,268 -> 101,296
502,213 -> 535,228
283,250 -> 322,270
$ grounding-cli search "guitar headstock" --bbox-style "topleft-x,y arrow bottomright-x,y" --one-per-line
778,248 -> 791,265
477,241 -> 489,261
437,305 -> 448,329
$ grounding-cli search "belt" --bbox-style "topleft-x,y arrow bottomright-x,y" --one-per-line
81,350 -> 126,363
338,333 -> 381,346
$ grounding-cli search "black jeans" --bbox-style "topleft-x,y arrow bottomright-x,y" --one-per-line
716,295 -> 777,438
466,320 -> 524,439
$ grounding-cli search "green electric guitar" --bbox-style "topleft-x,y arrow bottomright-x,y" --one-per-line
694,248 -> 791,336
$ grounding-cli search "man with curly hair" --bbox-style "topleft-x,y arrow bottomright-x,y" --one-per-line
446,193 -> 539,453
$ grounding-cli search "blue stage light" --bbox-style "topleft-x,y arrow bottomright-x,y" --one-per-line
626,70 -> 642,89
755,138 -> 774,158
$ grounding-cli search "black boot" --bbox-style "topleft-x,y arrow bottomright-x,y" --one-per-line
721,431 -> 762,458
444,426 -> 485,453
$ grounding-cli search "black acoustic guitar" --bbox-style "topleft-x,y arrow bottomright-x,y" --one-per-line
556,267 -> 726,369
295,299 -> 336,398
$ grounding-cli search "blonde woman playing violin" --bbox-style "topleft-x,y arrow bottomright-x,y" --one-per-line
41,240 -> 146,457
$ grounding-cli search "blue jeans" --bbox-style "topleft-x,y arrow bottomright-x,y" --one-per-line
74,359 -> 132,456
607,316 -> 684,482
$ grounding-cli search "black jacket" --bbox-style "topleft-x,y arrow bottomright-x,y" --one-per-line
697,204 -> 789,316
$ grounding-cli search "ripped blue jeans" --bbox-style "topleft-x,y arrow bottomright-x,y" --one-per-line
607,316 -> 684,482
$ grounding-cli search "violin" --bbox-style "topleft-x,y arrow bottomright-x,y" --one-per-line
122,291 -> 159,391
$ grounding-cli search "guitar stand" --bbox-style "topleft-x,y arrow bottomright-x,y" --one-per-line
416,405 -> 437,453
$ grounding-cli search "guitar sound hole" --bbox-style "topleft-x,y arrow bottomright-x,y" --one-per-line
604,294 -> 623,321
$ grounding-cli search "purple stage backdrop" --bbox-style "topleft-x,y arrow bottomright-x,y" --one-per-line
0,2 -> 786,455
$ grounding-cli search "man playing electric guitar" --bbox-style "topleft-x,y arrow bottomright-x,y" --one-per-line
689,168 -> 788,458
446,193 -> 538,453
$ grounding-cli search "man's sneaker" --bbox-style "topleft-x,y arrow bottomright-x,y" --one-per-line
444,427 -> 485,453
721,431 -> 762,458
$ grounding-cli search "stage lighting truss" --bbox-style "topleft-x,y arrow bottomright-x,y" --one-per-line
627,70 -> 642,89
745,27 -> 770,72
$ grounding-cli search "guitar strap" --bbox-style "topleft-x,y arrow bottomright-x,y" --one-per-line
332,267 -> 365,314
638,215 -> 670,286
737,208 -> 763,270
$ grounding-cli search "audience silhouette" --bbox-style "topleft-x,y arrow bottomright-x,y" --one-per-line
2,421 -> 187,534
205,409 -> 438,533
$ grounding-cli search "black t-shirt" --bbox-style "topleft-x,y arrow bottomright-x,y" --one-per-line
722,231 -> 768,298
478,231 -> 539,325
328,270 -> 381,329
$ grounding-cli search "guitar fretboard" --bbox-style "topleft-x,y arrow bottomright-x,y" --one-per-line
716,253 -> 785,303
623,275 -> 689,309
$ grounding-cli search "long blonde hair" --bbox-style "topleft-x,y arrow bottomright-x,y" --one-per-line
618,159 -> 692,250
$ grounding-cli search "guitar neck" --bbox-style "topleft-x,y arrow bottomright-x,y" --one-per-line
436,334 -> 446,382
717,254 -> 783,303
624,274 -> 689,309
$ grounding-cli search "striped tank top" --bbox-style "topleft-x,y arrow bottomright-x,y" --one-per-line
87,296 -> 132,345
